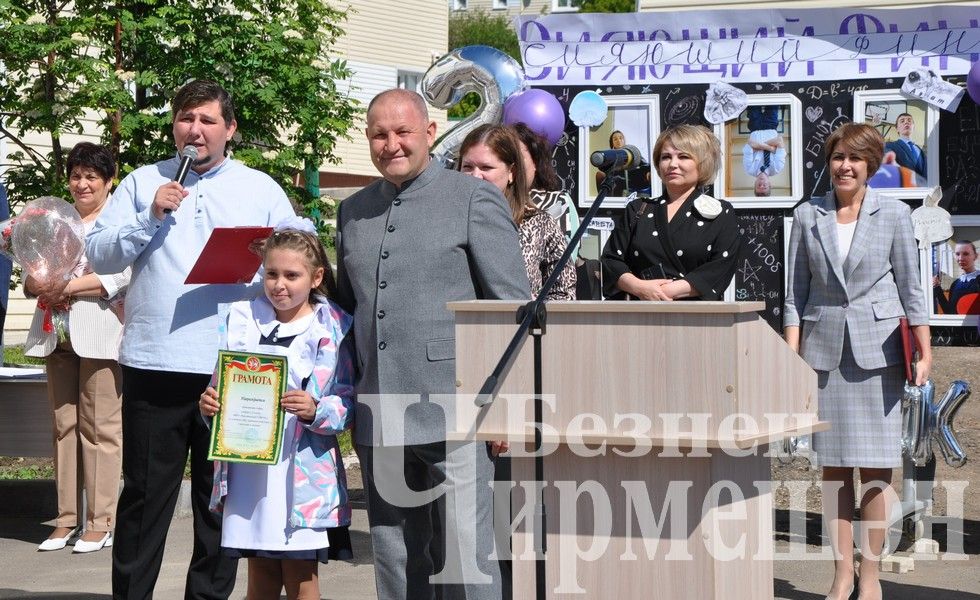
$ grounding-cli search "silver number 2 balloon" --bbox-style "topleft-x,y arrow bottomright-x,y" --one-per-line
421,45 -> 527,168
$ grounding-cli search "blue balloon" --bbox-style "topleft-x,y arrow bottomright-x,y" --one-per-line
568,90 -> 608,128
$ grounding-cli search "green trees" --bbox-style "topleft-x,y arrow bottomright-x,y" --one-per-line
446,9 -> 521,120
0,0 -> 357,228
578,0 -> 636,12
448,9 -> 521,61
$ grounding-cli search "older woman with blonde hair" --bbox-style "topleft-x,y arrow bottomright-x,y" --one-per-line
601,124 -> 740,300
785,122 -> 930,600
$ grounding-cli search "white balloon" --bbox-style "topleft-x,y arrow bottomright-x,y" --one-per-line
0,196 -> 85,285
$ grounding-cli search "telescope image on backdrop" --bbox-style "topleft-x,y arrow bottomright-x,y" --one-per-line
588,103 -> 654,201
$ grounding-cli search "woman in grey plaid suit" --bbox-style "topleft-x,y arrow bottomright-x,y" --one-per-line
784,123 -> 931,600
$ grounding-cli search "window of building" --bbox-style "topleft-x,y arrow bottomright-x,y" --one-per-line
492,0 -> 507,9
552,0 -> 581,11
397,70 -> 423,93
452,0 -> 467,10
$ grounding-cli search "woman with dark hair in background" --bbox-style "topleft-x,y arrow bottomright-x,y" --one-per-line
511,123 -> 580,250
27,142 -> 130,554
510,123 -> 594,297
459,124 -> 575,300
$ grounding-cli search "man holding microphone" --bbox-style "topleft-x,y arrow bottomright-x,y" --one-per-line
87,79 -> 295,600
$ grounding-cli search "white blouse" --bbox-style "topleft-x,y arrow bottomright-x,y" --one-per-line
836,221 -> 858,264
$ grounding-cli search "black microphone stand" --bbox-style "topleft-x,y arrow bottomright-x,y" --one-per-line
477,164 -> 621,600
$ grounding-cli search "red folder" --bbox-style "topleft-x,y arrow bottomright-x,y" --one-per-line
899,317 -> 917,383
184,226 -> 273,284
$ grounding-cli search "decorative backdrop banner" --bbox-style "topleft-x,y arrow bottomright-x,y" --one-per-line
516,7 -> 980,86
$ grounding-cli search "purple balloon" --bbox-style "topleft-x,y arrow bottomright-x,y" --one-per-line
502,89 -> 566,146
968,60 -> 980,105
868,163 -> 900,189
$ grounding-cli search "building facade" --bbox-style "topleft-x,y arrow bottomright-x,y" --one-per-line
321,0 -> 450,189
449,0 -> 585,16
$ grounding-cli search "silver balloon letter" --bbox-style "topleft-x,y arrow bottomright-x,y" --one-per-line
421,45 -> 527,168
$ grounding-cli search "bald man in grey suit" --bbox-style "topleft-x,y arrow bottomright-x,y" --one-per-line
335,89 -> 529,599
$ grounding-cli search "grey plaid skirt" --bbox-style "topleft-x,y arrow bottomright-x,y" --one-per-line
812,336 -> 905,468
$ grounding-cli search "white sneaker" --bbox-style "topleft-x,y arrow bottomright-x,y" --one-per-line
37,528 -> 78,552
73,532 -> 111,554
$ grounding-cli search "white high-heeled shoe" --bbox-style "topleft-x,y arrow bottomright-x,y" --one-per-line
37,528 -> 78,552
73,531 -> 112,554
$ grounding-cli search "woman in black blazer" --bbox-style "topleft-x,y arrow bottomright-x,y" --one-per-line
601,125 -> 741,301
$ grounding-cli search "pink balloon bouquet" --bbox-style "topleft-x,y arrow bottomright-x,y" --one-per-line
0,196 -> 85,335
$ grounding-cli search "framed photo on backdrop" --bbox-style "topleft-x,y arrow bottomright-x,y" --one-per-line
853,89 -> 938,192
714,93 -> 803,209
928,218 -> 980,327
578,94 -> 660,209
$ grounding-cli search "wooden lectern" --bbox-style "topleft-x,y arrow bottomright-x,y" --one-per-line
448,300 -> 824,599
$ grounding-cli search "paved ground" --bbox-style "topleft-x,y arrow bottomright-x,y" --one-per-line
1,484 -> 977,599
0,500 -> 377,600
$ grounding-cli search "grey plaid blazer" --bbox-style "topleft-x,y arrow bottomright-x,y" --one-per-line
784,189 -> 928,372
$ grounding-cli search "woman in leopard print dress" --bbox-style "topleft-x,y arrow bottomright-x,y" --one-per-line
458,124 -> 575,300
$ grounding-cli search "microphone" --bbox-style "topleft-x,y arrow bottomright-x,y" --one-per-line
164,145 -> 199,214
590,144 -> 643,171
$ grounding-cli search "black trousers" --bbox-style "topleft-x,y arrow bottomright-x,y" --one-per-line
494,455 -> 512,600
112,366 -> 237,600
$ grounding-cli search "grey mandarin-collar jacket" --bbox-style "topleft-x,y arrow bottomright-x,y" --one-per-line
784,188 -> 928,373
336,160 -> 531,446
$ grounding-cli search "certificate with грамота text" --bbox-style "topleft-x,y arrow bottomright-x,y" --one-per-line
208,351 -> 287,465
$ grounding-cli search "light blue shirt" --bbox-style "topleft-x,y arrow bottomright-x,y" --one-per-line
86,156 -> 295,374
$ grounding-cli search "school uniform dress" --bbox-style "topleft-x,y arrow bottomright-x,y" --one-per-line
784,190 -> 928,468
214,296 -> 355,563
600,192 -> 742,300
